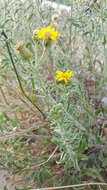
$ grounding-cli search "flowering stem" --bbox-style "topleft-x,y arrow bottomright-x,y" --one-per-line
69,0 -> 73,47
101,6 -> 107,82
39,45 -> 46,63
28,60 -> 35,89
28,60 -> 35,102
2,32 -> 46,119
31,78 -> 35,89
47,48 -> 54,78
31,75 -> 35,102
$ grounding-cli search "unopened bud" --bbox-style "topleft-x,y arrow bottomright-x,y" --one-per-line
15,41 -> 32,61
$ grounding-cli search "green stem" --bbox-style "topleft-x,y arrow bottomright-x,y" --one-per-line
101,6 -> 107,82
39,45 -> 46,63
28,60 -> 35,90
4,37 -> 46,119
31,78 -> 35,89
69,0 -> 73,47
28,59 -> 35,102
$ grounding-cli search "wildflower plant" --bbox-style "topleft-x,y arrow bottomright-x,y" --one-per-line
0,0 -> 107,189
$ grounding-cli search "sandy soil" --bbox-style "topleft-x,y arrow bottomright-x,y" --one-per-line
0,169 -> 15,190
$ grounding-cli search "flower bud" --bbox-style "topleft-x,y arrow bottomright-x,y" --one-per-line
15,41 -> 32,61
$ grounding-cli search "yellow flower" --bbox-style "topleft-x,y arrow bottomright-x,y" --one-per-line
56,70 -> 74,84
34,26 -> 61,45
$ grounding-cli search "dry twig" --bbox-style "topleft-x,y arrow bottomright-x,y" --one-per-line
31,182 -> 107,190
31,146 -> 59,169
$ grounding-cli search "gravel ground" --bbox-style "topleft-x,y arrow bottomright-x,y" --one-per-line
0,169 -> 15,190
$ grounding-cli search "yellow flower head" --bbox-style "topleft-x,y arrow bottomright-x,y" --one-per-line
34,26 -> 61,45
56,70 -> 74,84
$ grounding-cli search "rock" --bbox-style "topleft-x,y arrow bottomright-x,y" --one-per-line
101,97 -> 107,112
102,87 -> 107,96
101,97 -> 107,106
41,0 -> 71,14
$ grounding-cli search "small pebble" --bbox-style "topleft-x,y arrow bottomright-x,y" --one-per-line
101,97 -> 107,106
